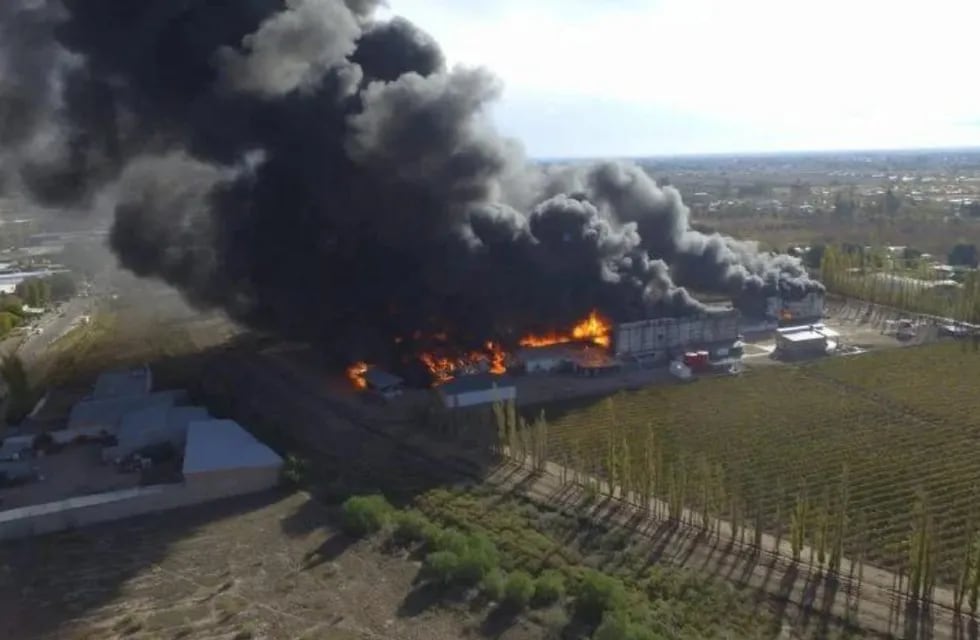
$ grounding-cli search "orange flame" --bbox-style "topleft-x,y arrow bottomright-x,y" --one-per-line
486,341 -> 507,375
420,342 -> 508,384
420,353 -> 456,385
520,310 -> 611,349
347,361 -> 369,390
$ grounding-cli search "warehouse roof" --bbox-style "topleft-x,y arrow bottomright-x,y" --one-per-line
439,373 -> 515,395
116,405 -> 209,448
93,366 -> 152,399
182,420 -> 282,475
515,344 -> 577,361
776,325 -> 840,343
68,389 -> 187,431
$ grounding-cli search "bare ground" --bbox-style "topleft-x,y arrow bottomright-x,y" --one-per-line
0,491 -> 545,640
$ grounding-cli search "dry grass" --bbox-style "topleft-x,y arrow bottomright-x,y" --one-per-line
0,492 -> 493,640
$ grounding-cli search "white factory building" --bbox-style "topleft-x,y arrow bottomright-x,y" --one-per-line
517,343 -> 622,377
439,373 -> 516,409
182,419 -> 283,500
516,344 -> 576,374
613,310 -> 741,364
775,324 -> 840,358
0,366 -> 284,541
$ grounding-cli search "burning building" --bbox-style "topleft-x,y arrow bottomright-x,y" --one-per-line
613,308 -> 741,364
0,1 -> 823,375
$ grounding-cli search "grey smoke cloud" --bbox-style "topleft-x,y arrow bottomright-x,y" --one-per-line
216,0 -> 362,97
0,0 -> 822,364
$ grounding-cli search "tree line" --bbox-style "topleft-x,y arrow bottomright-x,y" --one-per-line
487,397 -> 980,612
15,272 -> 76,309
818,245 -> 980,324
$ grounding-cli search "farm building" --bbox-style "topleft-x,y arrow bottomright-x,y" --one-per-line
65,389 -> 188,439
613,310 -> 740,363
181,420 -> 283,500
363,368 -> 404,399
439,374 -> 516,409
102,405 -> 209,463
516,344 -> 578,374
775,324 -> 840,357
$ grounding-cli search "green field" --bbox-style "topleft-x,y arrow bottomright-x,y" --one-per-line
538,341 -> 980,584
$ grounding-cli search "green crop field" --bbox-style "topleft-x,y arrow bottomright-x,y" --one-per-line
536,341 -> 980,586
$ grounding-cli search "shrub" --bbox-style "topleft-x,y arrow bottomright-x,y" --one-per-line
392,509 -> 431,546
532,569 -> 565,607
574,570 -> 628,623
454,533 -> 500,586
423,551 -> 459,585
419,521 -> 445,549
480,568 -> 507,601
341,494 -> 393,536
430,527 -> 469,554
593,608 -> 661,640
279,454 -> 311,488
504,570 -> 534,609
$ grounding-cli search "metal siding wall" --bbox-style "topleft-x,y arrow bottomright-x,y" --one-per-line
614,312 -> 739,357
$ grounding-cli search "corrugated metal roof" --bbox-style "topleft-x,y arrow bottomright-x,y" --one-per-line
515,344 -> 577,361
114,405 -> 209,455
182,420 -> 282,475
778,330 -> 827,343
439,373 -> 515,395
68,390 -> 186,431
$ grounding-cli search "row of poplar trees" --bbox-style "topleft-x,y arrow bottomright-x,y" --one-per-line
489,398 -> 980,611
820,245 -> 980,324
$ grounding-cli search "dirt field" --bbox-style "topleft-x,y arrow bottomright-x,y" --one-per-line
0,491 -> 547,640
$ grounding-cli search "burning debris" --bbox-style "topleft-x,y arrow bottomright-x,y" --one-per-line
346,361 -> 369,390
0,0 -> 823,375
418,340 -> 506,386
519,310 -> 612,349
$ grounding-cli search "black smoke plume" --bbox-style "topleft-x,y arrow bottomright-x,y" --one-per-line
0,0 -> 822,362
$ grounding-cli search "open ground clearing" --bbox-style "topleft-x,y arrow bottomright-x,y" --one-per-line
538,339 -> 980,588
0,491 -> 540,640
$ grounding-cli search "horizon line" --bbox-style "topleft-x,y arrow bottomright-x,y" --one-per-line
531,145 -> 980,163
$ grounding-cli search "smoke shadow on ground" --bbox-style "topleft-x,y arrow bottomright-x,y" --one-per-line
1,333 -> 478,639
519,387 -> 624,426
197,337 -> 494,506
0,490 -> 285,640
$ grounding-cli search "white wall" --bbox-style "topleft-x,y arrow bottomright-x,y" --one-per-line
0,466 -> 281,542
443,385 -> 517,409
184,466 -> 281,501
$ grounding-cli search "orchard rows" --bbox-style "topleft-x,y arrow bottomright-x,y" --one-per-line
518,341 -> 980,608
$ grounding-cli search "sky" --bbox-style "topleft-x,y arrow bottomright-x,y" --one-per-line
384,0 -> 980,158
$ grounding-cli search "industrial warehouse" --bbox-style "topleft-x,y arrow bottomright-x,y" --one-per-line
349,292 -> 832,408
0,367 -> 283,541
